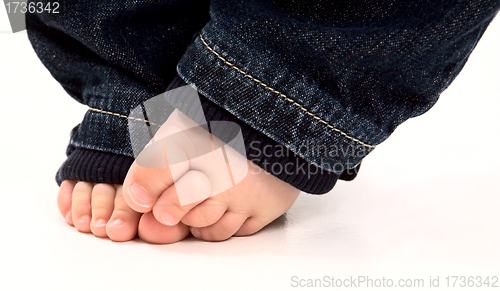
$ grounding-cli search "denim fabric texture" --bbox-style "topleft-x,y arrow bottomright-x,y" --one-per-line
26,1 -> 500,190
178,0 -> 500,172
27,0 -> 211,157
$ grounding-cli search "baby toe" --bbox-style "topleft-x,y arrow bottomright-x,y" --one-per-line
89,184 -> 116,238
152,170 -> 212,226
190,211 -> 248,242
233,216 -> 270,237
137,212 -> 190,244
71,182 -> 94,233
180,195 -> 228,228
106,185 -> 141,242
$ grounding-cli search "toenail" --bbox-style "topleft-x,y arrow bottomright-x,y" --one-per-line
161,212 -> 177,226
129,184 -> 153,208
191,227 -> 201,238
78,215 -> 91,223
108,219 -> 125,227
65,211 -> 71,221
94,219 -> 107,227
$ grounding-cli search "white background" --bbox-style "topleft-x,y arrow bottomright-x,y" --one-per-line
1,8 -> 499,291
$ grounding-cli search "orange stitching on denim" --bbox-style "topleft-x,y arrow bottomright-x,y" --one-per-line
88,107 -> 159,127
198,34 -> 375,148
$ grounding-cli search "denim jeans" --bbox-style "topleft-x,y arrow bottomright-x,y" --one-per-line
178,0 -> 500,171
27,0 -> 211,156
27,0 -> 500,180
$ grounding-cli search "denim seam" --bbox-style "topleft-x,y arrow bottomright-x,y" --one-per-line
87,107 -> 160,127
198,34 -> 376,149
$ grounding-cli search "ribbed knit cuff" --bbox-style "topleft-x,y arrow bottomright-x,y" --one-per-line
56,148 -> 134,185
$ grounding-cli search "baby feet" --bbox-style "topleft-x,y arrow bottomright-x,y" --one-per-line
57,86 -> 300,243
57,123 -> 300,243
123,109 -> 300,242
124,158 -> 300,242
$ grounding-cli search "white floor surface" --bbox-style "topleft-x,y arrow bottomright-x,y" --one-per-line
1,10 -> 499,291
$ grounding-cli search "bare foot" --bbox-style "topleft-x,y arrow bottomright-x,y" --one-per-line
122,110 -> 300,243
57,180 -> 190,243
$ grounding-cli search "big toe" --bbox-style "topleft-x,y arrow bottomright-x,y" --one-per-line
122,147 -> 210,227
122,160 -> 177,213
122,110 -> 206,214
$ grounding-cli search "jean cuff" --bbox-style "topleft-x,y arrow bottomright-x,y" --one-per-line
170,75 -> 360,194
177,33 -> 374,173
56,75 -> 360,193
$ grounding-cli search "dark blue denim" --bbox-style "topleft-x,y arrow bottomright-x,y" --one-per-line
178,0 -> 500,171
26,1 -> 499,190
27,0 -> 211,155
